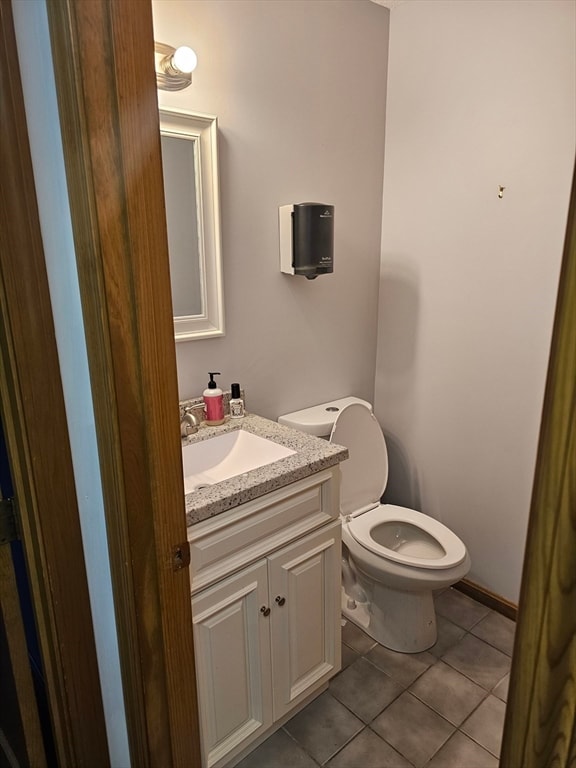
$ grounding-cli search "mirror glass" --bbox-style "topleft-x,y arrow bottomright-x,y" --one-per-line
159,108 -> 225,340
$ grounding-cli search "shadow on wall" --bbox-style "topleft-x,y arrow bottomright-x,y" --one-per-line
377,261 -> 420,377
376,261 -> 421,509
381,428 -> 421,511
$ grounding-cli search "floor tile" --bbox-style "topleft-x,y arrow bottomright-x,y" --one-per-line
427,731 -> 499,767
492,672 -> 510,702
240,591 -> 512,768
366,642 -> 434,688
341,620 -> 377,655
427,615 -> 467,658
329,657 -> 404,723
283,691 -> 363,765
235,728 -> 319,768
371,691 -> 454,768
434,589 -> 490,630
461,695 -> 506,757
470,611 -> 516,656
409,660 -> 487,726
441,633 -> 511,690
326,727 -> 413,768
341,643 -> 360,670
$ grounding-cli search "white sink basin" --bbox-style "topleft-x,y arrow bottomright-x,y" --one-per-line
182,430 -> 296,493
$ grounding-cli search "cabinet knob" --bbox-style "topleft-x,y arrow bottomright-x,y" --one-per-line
275,596 -> 286,606
260,605 -> 271,617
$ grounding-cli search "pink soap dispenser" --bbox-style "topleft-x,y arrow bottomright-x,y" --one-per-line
203,372 -> 225,425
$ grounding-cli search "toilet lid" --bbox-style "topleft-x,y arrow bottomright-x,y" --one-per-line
330,403 -> 388,516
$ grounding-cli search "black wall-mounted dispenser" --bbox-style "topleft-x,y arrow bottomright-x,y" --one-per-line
279,202 -> 334,279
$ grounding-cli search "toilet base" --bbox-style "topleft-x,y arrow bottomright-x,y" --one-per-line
341,583 -> 437,653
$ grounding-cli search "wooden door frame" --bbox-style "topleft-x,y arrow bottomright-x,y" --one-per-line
0,1 -> 109,764
42,0 -> 576,763
500,164 -> 576,765
45,1 -> 201,766
4,0 -> 573,763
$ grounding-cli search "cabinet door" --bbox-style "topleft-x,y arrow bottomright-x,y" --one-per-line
268,520 -> 342,720
192,560 -> 273,768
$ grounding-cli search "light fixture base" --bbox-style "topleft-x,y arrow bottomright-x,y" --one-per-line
155,42 -> 193,91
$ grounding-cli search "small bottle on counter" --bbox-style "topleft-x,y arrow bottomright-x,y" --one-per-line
229,382 -> 245,419
203,372 -> 225,425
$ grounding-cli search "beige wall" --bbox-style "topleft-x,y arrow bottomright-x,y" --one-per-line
375,0 -> 576,602
153,0 -> 389,419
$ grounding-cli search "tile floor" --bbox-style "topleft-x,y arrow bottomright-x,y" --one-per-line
236,588 -> 514,768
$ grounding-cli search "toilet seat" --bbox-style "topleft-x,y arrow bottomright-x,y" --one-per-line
347,505 -> 467,570
331,403 -> 467,570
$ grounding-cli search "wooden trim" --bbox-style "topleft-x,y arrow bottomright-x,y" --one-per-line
0,1 -> 109,764
0,546 -> 46,767
46,1 -> 201,765
454,579 -> 517,621
500,163 -> 576,766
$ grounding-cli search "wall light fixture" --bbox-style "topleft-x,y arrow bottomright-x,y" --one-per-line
155,42 -> 198,91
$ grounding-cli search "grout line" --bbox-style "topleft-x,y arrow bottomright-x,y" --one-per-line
363,724 -> 419,768
459,702 -> 505,762
437,630 -> 513,693
279,724 -> 323,767
461,730 -> 503,761
468,623 -> 515,658
319,722 -> 367,766
408,682 -> 490,729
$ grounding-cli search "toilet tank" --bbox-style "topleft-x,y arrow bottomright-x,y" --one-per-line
278,396 -> 372,438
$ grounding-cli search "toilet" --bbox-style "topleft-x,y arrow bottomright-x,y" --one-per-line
278,397 -> 471,653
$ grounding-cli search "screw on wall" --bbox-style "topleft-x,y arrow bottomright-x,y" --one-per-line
498,185 -> 506,199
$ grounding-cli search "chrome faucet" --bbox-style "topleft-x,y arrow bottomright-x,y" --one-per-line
180,404 -> 205,437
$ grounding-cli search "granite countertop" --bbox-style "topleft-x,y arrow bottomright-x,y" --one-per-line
183,413 -> 348,526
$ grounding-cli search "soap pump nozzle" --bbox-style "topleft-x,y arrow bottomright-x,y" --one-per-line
207,371 -> 221,388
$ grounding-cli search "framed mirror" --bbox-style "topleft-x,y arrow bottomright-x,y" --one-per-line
159,108 -> 225,341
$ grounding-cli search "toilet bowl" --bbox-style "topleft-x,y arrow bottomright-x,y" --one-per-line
279,397 -> 471,653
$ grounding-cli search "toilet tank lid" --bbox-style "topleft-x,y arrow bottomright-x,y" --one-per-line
278,396 -> 372,436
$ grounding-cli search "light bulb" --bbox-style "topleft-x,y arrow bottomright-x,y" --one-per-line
172,46 -> 198,74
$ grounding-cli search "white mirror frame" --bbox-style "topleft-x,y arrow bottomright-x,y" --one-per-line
159,108 -> 225,341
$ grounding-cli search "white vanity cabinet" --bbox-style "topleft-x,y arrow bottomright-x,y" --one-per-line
188,467 -> 342,768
